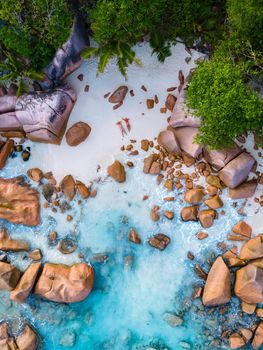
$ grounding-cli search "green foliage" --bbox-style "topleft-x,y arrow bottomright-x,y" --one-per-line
227,0 -> 263,51
84,0 -> 224,76
0,49 -> 45,96
186,58 -> 263,149
0,0 -> 73,70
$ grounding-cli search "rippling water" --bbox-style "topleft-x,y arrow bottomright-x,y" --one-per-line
0,144 -> 250,350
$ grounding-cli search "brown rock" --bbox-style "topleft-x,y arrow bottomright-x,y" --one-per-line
229,333 -> 246,349
76,181 -> 90,199
107,160 -> 126,183
165,94 -> 177,111
227,234 -> 248,242
182,153 -> 195,167
129,228 -> 141,244
184,188 -> 204,204
232,221 -> 252,238
196,231 -> 208,240
34,263 -> 94,303
240,236 -> 263,260
164,211 -> 174,220
202,257 -> 231,306
28,249 -> 42,261
204,195 -> 224,209
241,301 -> 256,314
10,262 -> 41,303
181,206 -> 199,221
235,264 -> 263,303
0,228 -> 29,251
206,175 -> 223,190
0,177 -> 40,226
66,122 -> 91,146
149,161 -> 161,174
148,234 -> 170,250
0,262 -> 21,291
199,209 -> 216,228
252,322 -> 263,350
157,130 -> 181,154
207,185 -> 218,196
16,325 -> 38,350
195,264 -> 207,280
164,179 -> 173,192
229,180 -> 258,199
0,140 -> 14,170
256,308 -> 263,318
27,168 -> 43,182
228,257 -> 246,267
146,99 -> 154,109
141,139 -> 149,152
143,154 -> 155,173
150,206 -> 160,221
60,175 -> 76,200
108,86 -> 128,103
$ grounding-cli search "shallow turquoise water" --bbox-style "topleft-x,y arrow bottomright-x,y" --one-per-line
0,144 -> 251,350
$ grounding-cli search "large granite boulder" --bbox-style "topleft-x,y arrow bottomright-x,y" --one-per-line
240,236 -> 263,260
43,14 -> 89,88
168,126 -> 202,158
203,144 -> 242,170
203,257 -> 231,306
218,152 -> 255,188
0,262 -> 21,291
252,322 -> 263,350
10,262 -> 41,303
229,180 -> 258,199
0,322 -> 18,350
16,325 -> 39,350
0,228 -> 29,251
157,130 -> 181,154
234,264 -> 263,304
0,95 -> 17,114
168,79 -> 201,128
15,85 -> 76,144
0,177 -> 40,226
34,263 -> 94,303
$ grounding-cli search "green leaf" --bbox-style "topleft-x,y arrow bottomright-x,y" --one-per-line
81,47 -> 99,59
97,50 -> 112,73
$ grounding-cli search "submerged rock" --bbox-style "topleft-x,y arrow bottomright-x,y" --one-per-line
0,322 -> 18,350
66,121 -> 91,146
235,264 -> 263,303
60,331 -> 76,347
202,257 -> 231,306
10,262 -> 41,303
0,262 -> 21,291
228,333 -> 246,349
163,312 -> 183,327
107,160 -> 126,183
148,233 -> 170,250
34,263 -> 94,303
0,177 -> 40,226
58,237 -> 78,254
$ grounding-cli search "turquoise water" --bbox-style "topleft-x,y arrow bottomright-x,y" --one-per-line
0,143 -> 251,350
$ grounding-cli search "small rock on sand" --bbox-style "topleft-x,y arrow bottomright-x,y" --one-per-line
66,122 -> 91,146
